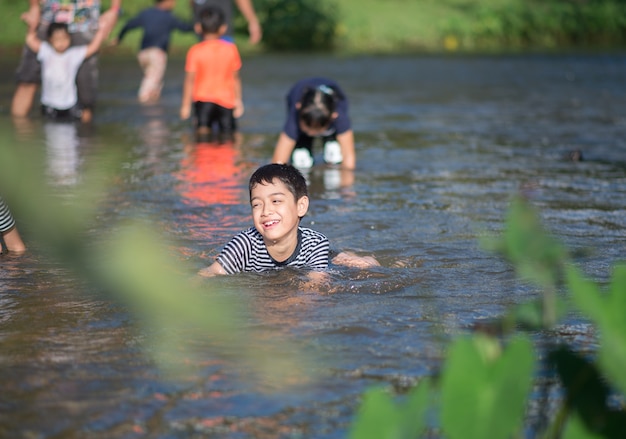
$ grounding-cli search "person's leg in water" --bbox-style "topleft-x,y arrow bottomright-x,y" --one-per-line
137,48 -> 167,104
216,104 -> 235,144
11,40 -> 43,117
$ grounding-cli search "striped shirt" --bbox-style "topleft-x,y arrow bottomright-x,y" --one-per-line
217,227 -> 330,274
0,197 -> 16,233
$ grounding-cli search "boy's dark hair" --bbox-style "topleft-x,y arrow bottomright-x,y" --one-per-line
47,22 -> 70,40
249,164 -> 308,202
198,5 -> 226,34
298,84 -> 338,130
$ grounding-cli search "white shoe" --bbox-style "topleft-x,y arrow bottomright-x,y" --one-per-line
323,140 -> 343,164
292,148 -> 314,169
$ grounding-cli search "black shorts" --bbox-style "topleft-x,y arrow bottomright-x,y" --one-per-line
295,133 -> 337,153
193,101 -> 236,138
41,104 -> 83,121
14,28 -> 98,109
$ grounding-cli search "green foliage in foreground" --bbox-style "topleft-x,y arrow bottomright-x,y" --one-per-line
350,197 -> 626,438
0,122 -> 315,386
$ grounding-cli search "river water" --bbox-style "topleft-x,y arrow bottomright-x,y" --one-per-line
1,52 -> 625,438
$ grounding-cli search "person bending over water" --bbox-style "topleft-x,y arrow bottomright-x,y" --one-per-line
198,163 -> 378,277
272,78 -> 356,170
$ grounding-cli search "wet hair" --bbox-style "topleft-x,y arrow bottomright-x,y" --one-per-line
198,5 -> 225,34
298,84 -> 338,130
249,164 -> 308,202
47,22 -> 70,40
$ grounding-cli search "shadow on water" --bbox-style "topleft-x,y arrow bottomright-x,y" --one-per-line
1,52 -> 626,437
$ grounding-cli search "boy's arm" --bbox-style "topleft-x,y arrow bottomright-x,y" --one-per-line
84,11 -> 117,58
336,129 -> 356,170
180,71 -> 195,120
198,261 -> 227,277
233,71 -> 244,118
24,21 -> 41,53
234,0 -> 262,44
332,251 -> 380,268
21,0 -> 40,29
272,132 -> 297,164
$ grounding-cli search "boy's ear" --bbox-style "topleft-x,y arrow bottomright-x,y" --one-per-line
218,24 -> 228,36
297,195 -> 309,218
331,111 -> 338,120
194,22 -> 202,35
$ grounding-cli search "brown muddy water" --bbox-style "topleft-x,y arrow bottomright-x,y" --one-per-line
1,52 -> 625,438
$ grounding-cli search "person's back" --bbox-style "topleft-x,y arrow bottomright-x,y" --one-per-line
115,0 -> 193,53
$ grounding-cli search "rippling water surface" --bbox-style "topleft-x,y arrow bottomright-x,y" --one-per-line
1,53 -> 625,438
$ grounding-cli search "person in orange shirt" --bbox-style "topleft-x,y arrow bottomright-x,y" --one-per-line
179,5 -> 243,142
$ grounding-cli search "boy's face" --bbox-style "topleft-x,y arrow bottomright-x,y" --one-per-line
250,178 -> 309,245
49,29 -> 71,53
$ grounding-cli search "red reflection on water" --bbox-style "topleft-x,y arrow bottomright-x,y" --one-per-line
177,139 -> 245,207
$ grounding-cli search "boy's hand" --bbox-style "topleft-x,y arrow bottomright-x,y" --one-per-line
21,10 -> 39,30
233,100 -> 244,118
332,251 -> 380,268
180,106 -> 191,120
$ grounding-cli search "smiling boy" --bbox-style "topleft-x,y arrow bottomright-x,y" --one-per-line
199,163 -> 378,276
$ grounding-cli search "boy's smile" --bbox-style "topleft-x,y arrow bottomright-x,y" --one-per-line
250,179 -> 309,258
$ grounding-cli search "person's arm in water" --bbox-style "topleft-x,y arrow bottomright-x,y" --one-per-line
2,227 -> 27,253
234,0 -> 262,44
180,70 -> 195,120
332,251 -> 379,268
336,129 -> 356,170
198,261 -> 227,277
272,132 -> 297,165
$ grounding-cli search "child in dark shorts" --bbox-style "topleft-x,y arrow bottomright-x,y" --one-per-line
179,5 -> 243,142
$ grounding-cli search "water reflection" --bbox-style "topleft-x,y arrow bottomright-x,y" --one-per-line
1,53 -> 625,438
44,122 -> 81,186
177,138 -> 245,207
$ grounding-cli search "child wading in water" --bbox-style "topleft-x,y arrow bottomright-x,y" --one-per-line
22,10 -> 116,123
199,164 -> 378,277
180,5 -> 243,142
112,0 -> 195,104
272,77 -> 356,170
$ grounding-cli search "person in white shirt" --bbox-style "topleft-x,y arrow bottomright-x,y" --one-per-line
22,11 -> 115,122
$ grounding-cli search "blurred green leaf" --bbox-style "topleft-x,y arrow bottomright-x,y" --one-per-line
440,334 -> 534,439
568,264 -> 626,396
350,380 -> 430,439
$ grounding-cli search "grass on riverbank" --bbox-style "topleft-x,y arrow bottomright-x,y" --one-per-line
1,0 -> 625,56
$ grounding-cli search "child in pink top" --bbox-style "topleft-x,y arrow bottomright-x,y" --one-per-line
179,5 -> 242,142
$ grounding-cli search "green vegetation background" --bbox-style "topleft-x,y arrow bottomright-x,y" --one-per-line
2,0 -> 626,56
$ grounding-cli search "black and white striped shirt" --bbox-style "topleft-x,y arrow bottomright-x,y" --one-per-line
217,226 -> 330,274
0,197 -> 16,233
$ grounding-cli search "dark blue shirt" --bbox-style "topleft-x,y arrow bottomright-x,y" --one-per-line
283,77 -> 351,141
117,7 -> 194,52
